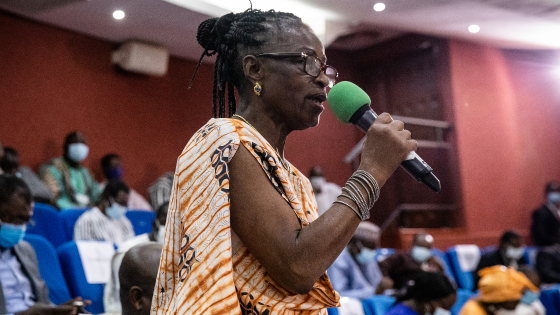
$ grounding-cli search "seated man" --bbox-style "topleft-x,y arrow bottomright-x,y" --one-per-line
40,131 -> 101,209
119,243 -> 163,315
0,174 -> 89,314
531,181 -> 560,247
327,222 -> 392,300
535,232 -> 560,284
1,147 -> 54,204
474,230 -> 529,287
308,166 -> 342,216
148,172 -> 174,210
104,202 -> 168,313
378,232 -> 446,292
74,180 -> 135,246
100,153 -> 152,211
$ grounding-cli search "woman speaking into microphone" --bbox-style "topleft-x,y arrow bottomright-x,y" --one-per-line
152,7 -> 417,315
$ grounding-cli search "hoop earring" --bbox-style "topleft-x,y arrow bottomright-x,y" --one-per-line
254,82 -> 262,96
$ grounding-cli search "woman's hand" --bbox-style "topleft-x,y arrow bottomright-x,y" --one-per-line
358,112 -> 418,188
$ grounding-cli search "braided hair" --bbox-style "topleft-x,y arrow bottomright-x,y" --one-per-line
191,9 -> 304,118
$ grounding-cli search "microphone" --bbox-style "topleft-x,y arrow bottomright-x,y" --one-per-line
327,81 -> 441,192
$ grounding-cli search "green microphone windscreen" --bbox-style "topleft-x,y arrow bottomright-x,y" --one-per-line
327,81 -> 371,124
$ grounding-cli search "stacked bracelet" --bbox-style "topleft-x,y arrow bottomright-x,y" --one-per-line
334,170 -> 380,221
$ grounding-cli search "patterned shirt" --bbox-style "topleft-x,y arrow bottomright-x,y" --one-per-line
152,119 -> 340,315
73,207 -> 135,246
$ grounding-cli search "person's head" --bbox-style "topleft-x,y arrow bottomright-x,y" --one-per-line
194,9 -> 337,130
398,271 -> 457,315
150,202 -> 169,243
0,175 -> 32,248
411,232 -> 434,263
99,180 -> 129,220
498,230 -> 524,261
309,165 -> 325,193
63,131 -> 89,164
477,266 -> 538,315
348,221 -> 380,264
101,153 -> 123,181
0,147 -> 20,175
119,243 -> 163,315
545,181 -> 560,207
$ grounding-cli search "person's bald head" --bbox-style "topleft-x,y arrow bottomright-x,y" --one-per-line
412,232 -> 434,249
119,243 -> 162,315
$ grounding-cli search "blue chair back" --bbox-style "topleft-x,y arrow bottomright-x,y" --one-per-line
362,295 -> 396,315
27,203 -> 66,248
126,210 -> 156,235
451,289 -> 475,315
24,234 -> 72,304
59,209 -> 87,242
327,307 -> 339,315
57,241 -> 106,314
446,245 -> 481,291
524,246 -> 539,267
540,284 -> 560,315
432,248 -> 457,285
375,248 -> 395,262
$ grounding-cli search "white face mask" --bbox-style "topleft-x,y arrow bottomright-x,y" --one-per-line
505,246 -> 525,260
412,246 -> 432,263
67,143 -> 89,162
310,177 -> 326,192
431,307 -> 451,315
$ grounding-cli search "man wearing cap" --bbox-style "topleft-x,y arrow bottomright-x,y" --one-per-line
327,222 -> 392,299
459,266 -> 540,315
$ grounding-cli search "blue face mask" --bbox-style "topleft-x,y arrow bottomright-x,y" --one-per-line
356,247 -> 376,264
412,246 -> 432,263
106,202 -> 127,220
548,192 -> 560,204
520,290 -> 540,305
104,167 -> 123,180
67,143 -> 89,163
0,223 -> 26,248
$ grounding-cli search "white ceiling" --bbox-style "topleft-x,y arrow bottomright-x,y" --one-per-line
1,0 -> 560,61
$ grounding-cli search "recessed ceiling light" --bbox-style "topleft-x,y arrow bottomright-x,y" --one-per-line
468,24 -> 480,33
373,3 -> 386,12
113,10 -> 125,20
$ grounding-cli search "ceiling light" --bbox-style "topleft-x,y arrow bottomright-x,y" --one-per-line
468,24 -> 480,33
373,3 -> 385,12
113,10 -> 125,20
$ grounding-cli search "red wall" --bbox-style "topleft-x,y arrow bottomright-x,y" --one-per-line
0,11 -> 356,199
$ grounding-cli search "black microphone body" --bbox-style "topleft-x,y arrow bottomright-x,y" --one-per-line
350,104 -> 441,192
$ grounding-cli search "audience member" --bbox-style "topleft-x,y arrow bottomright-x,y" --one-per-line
515,267 -> 545,315
73,180 -> 135,246
328,222 -> 392,299
40,131 -> 101,210
309,166 -> 342,216
148,172 -> 173,210
379,232 -> 446,291
474,231 -> 529,287
535,232 -> 560,284
385,271 -> 456,315
0,174 -> 90,314
104,202 -> 168,314
100,154 -> 152,211
459,266 -> 538,315
531,181 -> 560,246
1,147 -> 54,204
119,243 -> 163,315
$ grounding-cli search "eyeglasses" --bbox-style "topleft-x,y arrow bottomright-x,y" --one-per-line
255,52 -> 338,88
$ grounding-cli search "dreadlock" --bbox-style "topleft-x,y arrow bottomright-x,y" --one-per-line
190,9 -> 303,118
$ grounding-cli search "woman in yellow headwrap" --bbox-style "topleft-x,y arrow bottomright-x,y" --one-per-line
459,266 -> 539,315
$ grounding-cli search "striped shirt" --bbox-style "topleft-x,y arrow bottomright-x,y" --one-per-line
152,119 -> 339,315
73,207 -> 135,246
148,172 -> 174,210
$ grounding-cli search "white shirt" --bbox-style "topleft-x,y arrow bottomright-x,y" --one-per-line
515,300 -> 546,315
73,207 -> 135,247
315,182 -> 342,216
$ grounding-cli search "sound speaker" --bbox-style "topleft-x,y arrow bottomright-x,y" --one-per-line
111,41 -> 169,76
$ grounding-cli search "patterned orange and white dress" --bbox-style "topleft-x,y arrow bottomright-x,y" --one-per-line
152,118 -> 340,315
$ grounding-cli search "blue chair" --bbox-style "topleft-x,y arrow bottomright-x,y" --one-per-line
327,307 -> 339,315
446,245 -> 481,291
432,248 -> 456,285
126,210 -> 155,235
24,234 -> 72,304
362,295 -> 395,315
375,248 -> 395,263
27,203 -> 66,248
57,241 -> 107,314
540,284 -> 560,315
59,209 -> 87,243
524,246 -> 539,267
451,289 -> 475,315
